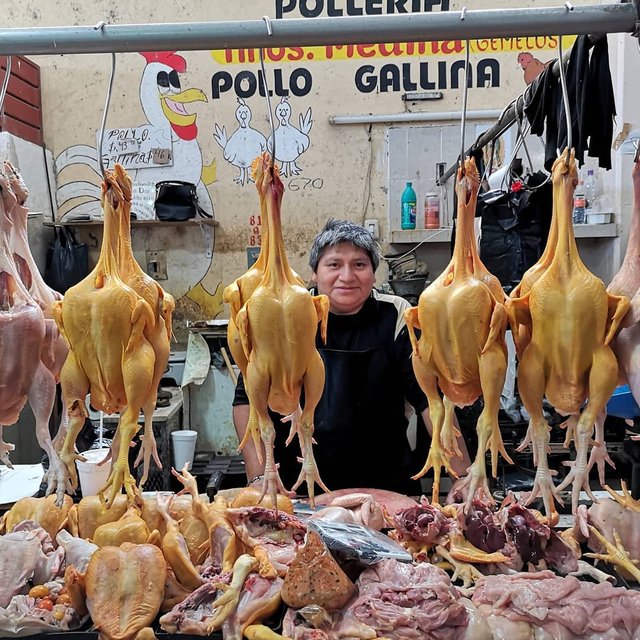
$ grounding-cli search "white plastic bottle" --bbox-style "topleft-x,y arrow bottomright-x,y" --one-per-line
584,169 -> 597,220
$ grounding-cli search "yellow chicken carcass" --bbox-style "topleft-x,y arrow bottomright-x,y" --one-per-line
0,494 -> 73,539
82,542 -> 166,640
508,149 -> 629,517
92,505 -> 161,548
53,165 -> 162,506
224,157 -> 306,456
235,153 -> 329,508
113,178 -> 175,486
405,158 -> 511,504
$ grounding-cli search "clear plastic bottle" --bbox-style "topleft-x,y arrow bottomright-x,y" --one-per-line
573,179 -> 586,225
584,169 -> 597,219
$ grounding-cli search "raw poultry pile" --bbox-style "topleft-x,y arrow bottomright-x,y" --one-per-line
2,485 -> 640,639
53,164 -> 175,505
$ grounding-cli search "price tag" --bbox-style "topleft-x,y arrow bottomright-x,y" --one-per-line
152,148 -> 172,165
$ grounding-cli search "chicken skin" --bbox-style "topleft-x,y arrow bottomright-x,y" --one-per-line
508,149 -> 629,517
405,158 -> 511,504
235,153 -> 329,508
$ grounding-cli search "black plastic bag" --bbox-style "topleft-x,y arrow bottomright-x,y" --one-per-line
154,180 -> 212,221
44,226 -> 89,293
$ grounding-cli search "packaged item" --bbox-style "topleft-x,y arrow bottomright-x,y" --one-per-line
424,192 -> 440,229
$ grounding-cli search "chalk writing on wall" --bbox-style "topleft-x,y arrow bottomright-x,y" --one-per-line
98,124 -> 173,170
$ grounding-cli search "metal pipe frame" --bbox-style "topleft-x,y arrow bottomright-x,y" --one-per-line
0,3 -> 637,55
329,109 -> 502,125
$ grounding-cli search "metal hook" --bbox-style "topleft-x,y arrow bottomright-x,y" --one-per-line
94,21 -> 116,178
514,99 -> 534,175
260,16 -> 276,170
557,35 -> 572,166
564,1 -> 574,10
0,55 -> 12,122
459,37 -> 470,174
262,15 -> 273,36
460,6 -> 467,20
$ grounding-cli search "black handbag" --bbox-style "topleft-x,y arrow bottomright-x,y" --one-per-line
154,180 -> 213,221
44,226 -> 89,294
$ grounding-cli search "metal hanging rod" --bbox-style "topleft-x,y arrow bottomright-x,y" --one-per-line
0,3 -> 636,55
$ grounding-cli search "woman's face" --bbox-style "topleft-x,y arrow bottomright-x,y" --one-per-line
312,243 -> 375,315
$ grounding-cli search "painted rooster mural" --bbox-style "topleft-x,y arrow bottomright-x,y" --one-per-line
55,51 -> 222,311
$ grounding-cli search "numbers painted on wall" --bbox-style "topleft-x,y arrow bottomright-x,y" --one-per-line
287,177 -> 324,192
248,213 -> 262,249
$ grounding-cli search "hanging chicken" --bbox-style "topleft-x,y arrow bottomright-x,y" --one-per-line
508,149 -> 629,518
224,154 -> 306,459
234,152 -> 329,508
3,162 -> 71,501
405,157 -> 511,504
607,156 -> 640,406
54,164 -> 172,506
0,166 -> 75,504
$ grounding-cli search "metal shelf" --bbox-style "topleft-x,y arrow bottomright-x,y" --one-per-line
390,223 -> 618,244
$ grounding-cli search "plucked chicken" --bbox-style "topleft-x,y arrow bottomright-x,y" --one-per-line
114,188 -> 175,485
3,163 -> 72,501
0,168 -> 56,489
224,153 -> 307,459
234,153 -> 330,508
606,156 -> 640,473
81,542 -> 166,640
405,157 -> 511,503
54,164 -> 172,505
508,149 -> 629,517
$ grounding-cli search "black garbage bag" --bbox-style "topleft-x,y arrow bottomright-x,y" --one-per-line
44,226 -> 89,293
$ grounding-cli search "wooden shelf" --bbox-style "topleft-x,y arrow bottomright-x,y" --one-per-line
45,218 -> 219,228
390,223 -> 619,244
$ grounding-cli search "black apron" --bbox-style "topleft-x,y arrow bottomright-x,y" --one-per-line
273,345 -> 422,496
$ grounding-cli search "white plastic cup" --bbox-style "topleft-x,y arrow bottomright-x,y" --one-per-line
76,449 -> 111,497
171,430 -> 198,471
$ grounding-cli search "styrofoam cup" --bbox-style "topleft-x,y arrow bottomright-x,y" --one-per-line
172,430 -> 198,471
76,449 -> 111,497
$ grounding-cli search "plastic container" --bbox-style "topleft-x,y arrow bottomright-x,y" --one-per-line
424,193 -> 440,229
607,384 -> 640,420
172,429 -> 198,471
572,180 -> 586,224
76,449 -> 111,497
400,182 -> 417,230
586,212 -> 613,224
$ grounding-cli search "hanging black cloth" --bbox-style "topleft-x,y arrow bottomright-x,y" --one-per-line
524,35 -> 616,171
477,172 -> 552,291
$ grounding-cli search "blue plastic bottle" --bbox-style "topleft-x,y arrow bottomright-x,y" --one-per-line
401,182 -> 417,230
